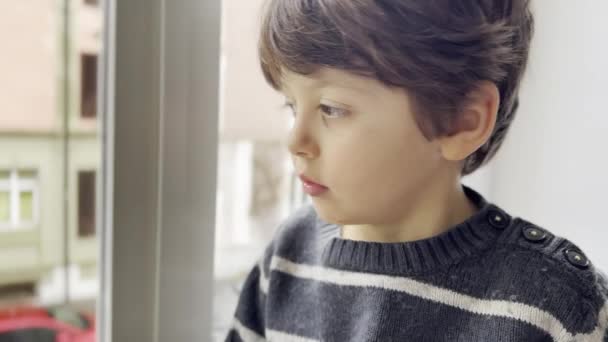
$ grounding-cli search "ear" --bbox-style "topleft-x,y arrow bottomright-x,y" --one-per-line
437,81 -> 500,161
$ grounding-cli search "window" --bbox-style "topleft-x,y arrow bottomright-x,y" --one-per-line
80,53 -> 98,119
0,170 -> 39,231
78,170 -> 96,237
0,1 -> 102,339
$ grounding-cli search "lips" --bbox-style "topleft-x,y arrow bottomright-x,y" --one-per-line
299,174 -> 328,188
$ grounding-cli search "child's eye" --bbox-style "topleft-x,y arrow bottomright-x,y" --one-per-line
319,104 -> 349,118
282,101 -> 349,119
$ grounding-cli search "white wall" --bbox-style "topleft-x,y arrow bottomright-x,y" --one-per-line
490,0 -> 608,270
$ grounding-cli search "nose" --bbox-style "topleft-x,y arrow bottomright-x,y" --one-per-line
286,111 -> 319,159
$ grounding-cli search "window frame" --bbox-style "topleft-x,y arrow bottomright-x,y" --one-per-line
98,0 -> 220,341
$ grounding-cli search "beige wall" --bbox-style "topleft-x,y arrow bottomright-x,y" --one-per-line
0,1 -> 58,132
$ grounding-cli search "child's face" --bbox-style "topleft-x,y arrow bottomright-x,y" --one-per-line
282,67 -> 455,226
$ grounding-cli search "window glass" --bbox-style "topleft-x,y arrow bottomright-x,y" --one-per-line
19,191 -> 34,222
0,191 -> 9,223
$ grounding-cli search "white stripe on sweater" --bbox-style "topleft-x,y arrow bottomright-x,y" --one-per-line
232,317 -> 320,342
270,256 -> 608,342
259,258 -> 269,295
233,317 -> 265,342
266,329 -> 319,342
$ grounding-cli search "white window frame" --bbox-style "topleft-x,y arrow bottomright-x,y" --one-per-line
0,169 -> 40,231
98,0 -> 220,341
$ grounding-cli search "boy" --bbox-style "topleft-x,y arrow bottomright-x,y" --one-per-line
226,0 -> 608,341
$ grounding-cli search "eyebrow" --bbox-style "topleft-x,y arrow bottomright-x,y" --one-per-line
321,81 -> 368,94
281,76 -> 369,97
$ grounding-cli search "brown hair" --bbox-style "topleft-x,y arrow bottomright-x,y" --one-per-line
258,0 -> 534,176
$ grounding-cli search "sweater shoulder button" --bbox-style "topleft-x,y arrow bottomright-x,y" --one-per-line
522,226 -> 548,242
487,209 -> 509,229
563,248 -> 590,269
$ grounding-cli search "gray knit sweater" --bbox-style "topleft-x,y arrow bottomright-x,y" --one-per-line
225,185 -> 608,341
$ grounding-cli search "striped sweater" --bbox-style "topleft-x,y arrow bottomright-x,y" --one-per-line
225,186 -> 608,341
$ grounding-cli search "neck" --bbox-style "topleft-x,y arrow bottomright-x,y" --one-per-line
340,181 -> 479,243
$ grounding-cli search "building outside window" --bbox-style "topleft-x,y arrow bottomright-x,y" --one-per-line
0,169 -> 39,231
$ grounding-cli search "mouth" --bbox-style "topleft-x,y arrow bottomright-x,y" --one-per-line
299,174 -> 328,188
299,174 -> 329,196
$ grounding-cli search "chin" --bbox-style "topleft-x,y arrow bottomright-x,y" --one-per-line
310,201 -> 351,226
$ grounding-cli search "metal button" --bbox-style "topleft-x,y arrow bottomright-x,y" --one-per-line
487,210 -> 508,229
522,226 -> 547,242
564,249 -> 589,269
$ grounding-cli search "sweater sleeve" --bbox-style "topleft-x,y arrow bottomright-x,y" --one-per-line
568,267 -> 608,342
592,268 -> 608,342
224,241 -> 274,342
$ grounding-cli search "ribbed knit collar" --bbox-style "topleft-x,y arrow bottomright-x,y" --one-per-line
318,185 -> 512,274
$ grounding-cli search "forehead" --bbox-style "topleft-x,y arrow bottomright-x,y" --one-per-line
280,67 -> 375,95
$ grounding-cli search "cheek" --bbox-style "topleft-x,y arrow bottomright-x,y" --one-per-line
326,124 -> 438,204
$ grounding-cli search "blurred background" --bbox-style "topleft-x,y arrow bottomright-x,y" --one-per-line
0,0 -> 606,341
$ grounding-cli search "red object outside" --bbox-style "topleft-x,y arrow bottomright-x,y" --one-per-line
0,305 -> 95,342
